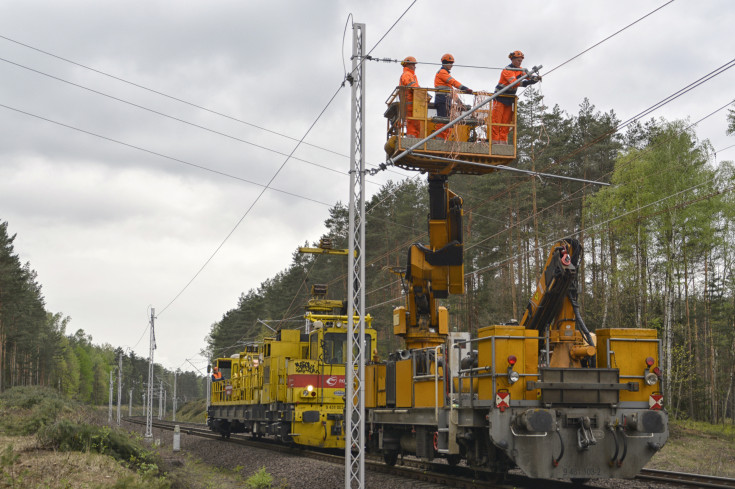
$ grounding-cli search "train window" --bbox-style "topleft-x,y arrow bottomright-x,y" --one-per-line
217,360 -> 232,380
323,333 -> 346,364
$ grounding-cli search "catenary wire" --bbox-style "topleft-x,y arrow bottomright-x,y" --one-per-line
0,35 -> 413,180
362,88 -> 735,301
0,55 -> 404,185
345,71 -> 735,299
0,101 -> 424,237
157,0 -> 418,317
0,103 -> 334,207
543,0 -> 675,76
0,34 -> 356,164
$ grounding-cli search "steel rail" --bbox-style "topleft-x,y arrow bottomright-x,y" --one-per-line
123,417 -> 735,489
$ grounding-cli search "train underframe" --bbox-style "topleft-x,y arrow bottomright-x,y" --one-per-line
368,402 -> 667,480
208,402 -> 345,449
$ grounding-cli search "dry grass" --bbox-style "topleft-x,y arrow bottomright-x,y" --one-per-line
645,419 -> 735,477
0,435 -> 150,489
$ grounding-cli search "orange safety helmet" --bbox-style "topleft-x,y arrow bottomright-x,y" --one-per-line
441,53 -> 455,64
509,50 -> 525,60
401,56 -> 417,67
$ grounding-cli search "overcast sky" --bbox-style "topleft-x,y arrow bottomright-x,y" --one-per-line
1,0 -> 734,374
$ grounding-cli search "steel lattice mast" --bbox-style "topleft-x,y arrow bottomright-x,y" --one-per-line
345,22 -> 366,489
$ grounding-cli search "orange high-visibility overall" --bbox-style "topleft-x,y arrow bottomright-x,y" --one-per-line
400,66 -> 421,137
434,67 -> 464,140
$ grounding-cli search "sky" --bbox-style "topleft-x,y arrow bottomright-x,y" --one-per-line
1,0 -> 734,373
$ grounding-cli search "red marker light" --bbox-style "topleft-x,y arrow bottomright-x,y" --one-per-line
508,355 -> 517,366
645,357 -> 655,367
653,367 -> 661,376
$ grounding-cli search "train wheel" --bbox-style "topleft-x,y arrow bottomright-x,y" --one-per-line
571,478 -> 590,486
446,454 -> 461,466
383,451 -> 399,466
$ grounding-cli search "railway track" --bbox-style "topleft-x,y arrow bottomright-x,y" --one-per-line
122,417 -> 735,488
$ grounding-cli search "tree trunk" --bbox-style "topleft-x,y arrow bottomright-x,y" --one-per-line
509,205 -> 518,320
683,248 -> 694,417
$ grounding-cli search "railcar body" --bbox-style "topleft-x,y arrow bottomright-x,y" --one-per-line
365,325 -> 667,480
208,310 -> 377,449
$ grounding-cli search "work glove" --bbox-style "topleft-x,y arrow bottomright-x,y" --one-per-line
460,85 -> 473,94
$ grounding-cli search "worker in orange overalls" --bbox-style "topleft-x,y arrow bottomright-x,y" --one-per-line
434,53 -> 472,140
399,56 -> 421,137
491,50 -> 541,144
211,366 -> 222,381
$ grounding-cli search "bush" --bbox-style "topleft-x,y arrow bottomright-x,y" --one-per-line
38,419 -> 156,468
245,467 -> 273,489
0,386 -> 68,435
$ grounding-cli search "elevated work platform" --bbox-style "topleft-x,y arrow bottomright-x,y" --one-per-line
384,87 -> 518,175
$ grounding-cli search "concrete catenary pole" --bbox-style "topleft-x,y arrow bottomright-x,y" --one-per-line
116,352 -> 122,425
173,369 -> 179,422
108,369 -> 114,423
158,380 -> 163,420
129,388 -> 133,416
145,308 -> 156,438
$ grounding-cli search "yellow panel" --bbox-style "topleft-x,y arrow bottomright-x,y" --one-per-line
395,359 -> 413,407
365,365 -> 377,408
414,380 -> 444,408
448,263 -> 464,294
428,220 -> 448,249
476,325 -> 536,401
524,329 -> 541,400
438,307 -> 448,335
376,364 -> 387,406
596,328 -> 660,402
413,89 -> 427,117
393,307 -> 407,335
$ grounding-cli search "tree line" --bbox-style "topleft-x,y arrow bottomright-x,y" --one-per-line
207,94 -> 735,424
0,221 -> 205,409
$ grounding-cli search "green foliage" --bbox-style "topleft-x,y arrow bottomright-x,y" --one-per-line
0,444 -> 27,489
37,419 -> 156,469
0,386 -> 67,435
245,466 -> 273,489
175,398 -> 207,422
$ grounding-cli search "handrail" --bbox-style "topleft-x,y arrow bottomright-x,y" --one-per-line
387,65 -> 542,166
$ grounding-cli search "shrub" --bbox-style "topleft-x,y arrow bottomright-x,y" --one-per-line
38,419 -> 156,469
245,467 -> 273,489
0,386 -> 68,435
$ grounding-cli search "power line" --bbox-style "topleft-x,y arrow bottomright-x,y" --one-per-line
157,5 -> 417,316
362,84 -> 735,301
0,34 -> 410,180
0,55 -> 409,185
0,103 -> 335,206
0,34 -> 355,163
543,0 -> 676,76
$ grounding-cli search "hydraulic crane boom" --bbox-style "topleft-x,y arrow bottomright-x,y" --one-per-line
520,238 -> 596,367
393,174 -> 464,349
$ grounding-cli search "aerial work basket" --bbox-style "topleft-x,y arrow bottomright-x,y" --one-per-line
384,87 -> 518,175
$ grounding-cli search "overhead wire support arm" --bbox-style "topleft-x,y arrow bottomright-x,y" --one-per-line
370,65 -> 543,175
412,154 -> 610,187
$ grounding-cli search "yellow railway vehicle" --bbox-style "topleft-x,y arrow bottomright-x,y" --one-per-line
364,240 -> 668,480
208,288 -> 377,449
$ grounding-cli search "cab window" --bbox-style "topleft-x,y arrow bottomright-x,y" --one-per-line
323,333 -> 346,364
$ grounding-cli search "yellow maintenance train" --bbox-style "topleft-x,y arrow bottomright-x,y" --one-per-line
208,81 -> 668,483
